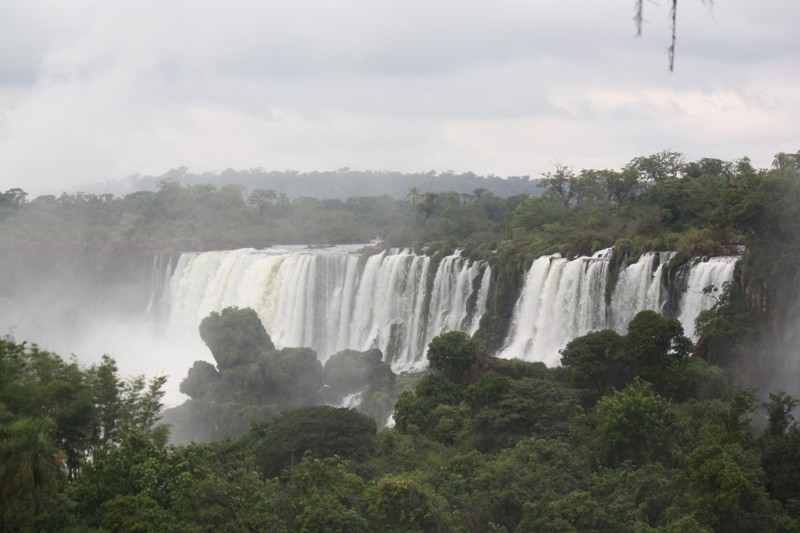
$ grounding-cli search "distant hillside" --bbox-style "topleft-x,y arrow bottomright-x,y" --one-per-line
83,168 -> 544,199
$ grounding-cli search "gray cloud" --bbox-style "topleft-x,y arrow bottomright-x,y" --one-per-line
0,0 -> 798,195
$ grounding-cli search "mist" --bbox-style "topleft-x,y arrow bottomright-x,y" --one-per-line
0,245 -> 208,407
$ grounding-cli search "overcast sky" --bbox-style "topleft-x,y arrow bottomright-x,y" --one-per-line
1,0 -> 798,196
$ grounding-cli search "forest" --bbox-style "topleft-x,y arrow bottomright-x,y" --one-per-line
1,149 -> 800,532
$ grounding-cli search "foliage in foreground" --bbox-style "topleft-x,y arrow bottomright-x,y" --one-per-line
4,313 -> 800,532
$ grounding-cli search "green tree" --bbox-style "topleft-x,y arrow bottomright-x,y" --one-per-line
87,355 -> 125,451
68,429 -> 168,527
370,472 -> 451,532
426,331 -> 481,385
593,379 -> 674,467
694,281 -> 757,366
415,192 -> 443,222
626,150 -> 684,183
255,406 -> 375,479
394,371 -> 463,435
760,394 -> 800,512
517,490 -> 617,533
472,438 -> 590,531
406,186 -> 422,205
687,440 -> 789,532
560,329 -> 626,402
99,494 -> 175,533
0,416 -> 62,525
624,310 -> 693,393
468,377 -> 580,452
763,392 -> 799,437
179,360 -> 221,399
199,307 -> 275,371
283,455 -> 369,533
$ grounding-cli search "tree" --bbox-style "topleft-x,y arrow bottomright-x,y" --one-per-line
538,165 -> 576,210
771,150 -> 800,172
370,472 -> 451,532
85,356 -> 168,452
626,150 -> 685,184
69,429 -> 168,528
0,188 -> 27,208
179,360 -> 220,399
426,331 -> 482,385
88,355 -> 124,451
516,490 -> 617,533
323,349 -> 384,397
763,392 -> 799,437
0,416 -> 61,522
593,379 -> 674,467
394,372 -> 463,435
468,377 -> 581,452
415,192 -> 442,222
695,282 -> 757,366
199,307 -> 275,371
284,455 -> 369,533
760,395 -> 800,511
593,168 -> 640,206
255,406 -> 375,479
472,438 -> 590,530
406,187 -> 422,205
624,310 -> 693,392
560,329 -> 627,402
247,188 -> 278,214
687,440 -> 786,531
99,494 -> 175,533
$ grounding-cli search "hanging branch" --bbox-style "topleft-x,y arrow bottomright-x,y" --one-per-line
634,0 -> 645,36
634,0 -> 714,72
668,0 -> 678,71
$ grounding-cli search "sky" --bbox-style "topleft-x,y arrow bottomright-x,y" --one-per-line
0,0 -> 798,196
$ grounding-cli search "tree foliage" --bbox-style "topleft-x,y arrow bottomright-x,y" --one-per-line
199,306 -> 274,371
426,331 -> 482,385
254,406 -> 376,479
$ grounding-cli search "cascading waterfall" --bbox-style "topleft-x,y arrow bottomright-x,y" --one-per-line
498,249 -> 611,366
609,251 -> 674,331
146,253 -> 174,317
165,245 -> 491,372
500,251 -> 739,364
676,256 -> 740,339
163,244 -> 737,378
468,266 -> 492,335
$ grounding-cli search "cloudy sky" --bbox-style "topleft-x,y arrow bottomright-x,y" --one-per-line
1,0 -> 798,196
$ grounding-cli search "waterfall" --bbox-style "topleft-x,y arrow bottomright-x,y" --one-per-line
500,251 -> 738,365
146,252 -> 174,319
676,256 -> 739,339
609,251 -> 674,331
498,249 -> 611,366
165,246 -> 491,372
